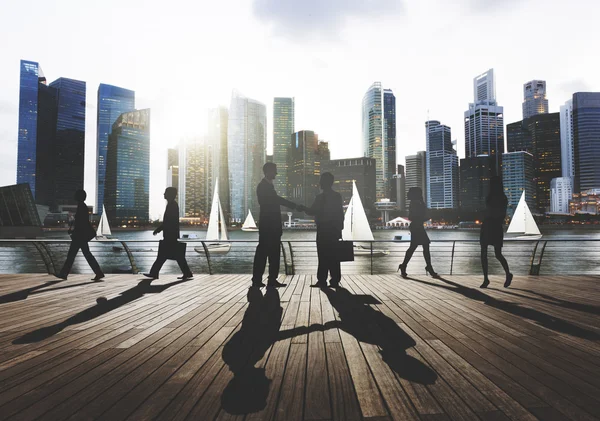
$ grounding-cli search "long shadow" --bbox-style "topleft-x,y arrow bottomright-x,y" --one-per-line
221,287 -> 323,415
405,276 -> 600,340
0,280 -> 99,305
320,287 -> 438,384
221,286 -> 437,416
13,279 -> 188,344
492,287 -> 600,316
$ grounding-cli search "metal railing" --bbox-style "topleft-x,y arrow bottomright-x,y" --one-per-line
0,238 -> 599,276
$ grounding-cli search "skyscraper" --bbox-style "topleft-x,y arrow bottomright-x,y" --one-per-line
560,99 -> 574,178
16,60 -> 41,197
394,164 -> 406,211
507,113 -> 562,212
522,80 -> 549,119
362,82 -> 396,200
425,121 -> 458,209
167,147 -> 179,204
97,84 -> 135,214
16,60 -> 86,211
459,156 -> 494,213
322,157 -> 377,211
273,97 -> 295,197
180,136 -> 212,219
550,177 -> 573,214
405,151 -> 427,203
464,69 -> 504,172
227,91 -> 266,222
208,106 -> 230,222
289,131 -> 325,213
502,151 -> 536,217
104,109 -> 150,226
573,92 -> 600,193
48,78 -> 86,209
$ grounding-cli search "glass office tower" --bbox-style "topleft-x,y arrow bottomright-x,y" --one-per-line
273,97 -> 295,197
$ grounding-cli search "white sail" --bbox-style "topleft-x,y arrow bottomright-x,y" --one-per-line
242,210 -> 257,229
507,191 -> 541,235
96,205 -> 112,237
206,180 -> 220,241
341,181 -> 374,241
219,202 -> 228,240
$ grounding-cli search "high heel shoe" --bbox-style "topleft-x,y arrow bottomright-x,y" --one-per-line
397,263 -> 408,278
425,266 -> 440,278
480,278 -> 490,288
504,273 -> 513,288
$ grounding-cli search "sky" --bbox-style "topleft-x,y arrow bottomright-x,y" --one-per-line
0,0 -> 597,219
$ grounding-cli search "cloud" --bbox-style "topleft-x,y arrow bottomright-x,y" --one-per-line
470,0 -> 525,13
253,0 -> 404,40
557,78 -> 592,95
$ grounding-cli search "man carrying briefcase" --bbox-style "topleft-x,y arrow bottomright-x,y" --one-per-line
144,187 -> 193,280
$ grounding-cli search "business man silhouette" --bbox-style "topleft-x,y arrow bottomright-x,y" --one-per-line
251,163 -> 299,288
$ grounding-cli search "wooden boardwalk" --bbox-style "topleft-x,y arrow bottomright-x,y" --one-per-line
0,273 -> 598,421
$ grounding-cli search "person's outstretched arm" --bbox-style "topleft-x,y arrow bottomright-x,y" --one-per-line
260,183 -> 297,210
303,195 -> 321,216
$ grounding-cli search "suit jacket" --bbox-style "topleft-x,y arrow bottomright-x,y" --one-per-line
257,178 -> 296,235
305,189 -> 344,236
155,201 -> 180,241
71,201 -> 93,242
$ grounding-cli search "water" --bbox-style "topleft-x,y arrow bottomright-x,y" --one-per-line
1,227 -> 599,276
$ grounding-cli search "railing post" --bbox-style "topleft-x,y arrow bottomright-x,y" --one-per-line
33,241 -> 56,275
370,241 -> 374,275
288,241 -> 295,275
119,241 -> 139,274
450,241 -> 456,275
199,241 -> 213,275
528,241 -> 540,276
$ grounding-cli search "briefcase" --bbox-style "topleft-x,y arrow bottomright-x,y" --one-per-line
337,240 -> 354,262
159,240 -> 187,260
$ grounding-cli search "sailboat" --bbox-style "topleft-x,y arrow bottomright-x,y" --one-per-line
195,179 -> 231,255
241,210 -> 259,232
94,206 -> 114,241
341,181 -> 389,257
506,191 -> 542,239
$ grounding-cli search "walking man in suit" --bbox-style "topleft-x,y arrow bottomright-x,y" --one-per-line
251,163 -> 300,288
144,187 -> 193,280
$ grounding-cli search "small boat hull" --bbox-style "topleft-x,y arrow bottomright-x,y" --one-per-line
353,245 -> 389,257
241,228 -> 259,232
195,243 -> 232,255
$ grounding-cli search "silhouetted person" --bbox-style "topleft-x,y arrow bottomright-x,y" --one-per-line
397,187 -> 438,278
251,163 -> 299,288
144,187 -> 193,280
480,176 -> 512,288
55,189 -> 104,281
302,172 -> 344,288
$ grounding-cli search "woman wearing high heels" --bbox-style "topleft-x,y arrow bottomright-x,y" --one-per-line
479,176 -> 512,288
397,187 -> 438,279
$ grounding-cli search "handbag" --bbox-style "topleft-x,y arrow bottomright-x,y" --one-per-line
159,240 -> 187,260
70,222 -> 96,242
336,240 -> 355,262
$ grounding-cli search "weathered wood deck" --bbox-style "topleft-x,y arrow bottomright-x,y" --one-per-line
0,273 -> 598,420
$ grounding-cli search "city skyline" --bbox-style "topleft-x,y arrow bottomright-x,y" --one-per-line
0,0 -> 597,218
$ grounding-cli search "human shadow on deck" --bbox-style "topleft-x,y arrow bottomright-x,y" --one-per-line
221,286 -> 437,415
491,287 -> 600,316
0,280 -> 97,305
406,276 -> 600,340
13,279 -> 187,344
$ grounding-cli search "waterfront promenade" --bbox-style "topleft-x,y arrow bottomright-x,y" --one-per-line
0,273 -> 598,420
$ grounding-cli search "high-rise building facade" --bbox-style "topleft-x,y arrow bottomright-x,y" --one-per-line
550,177 -> 573,214
502,151 -> 536,217
560,99 -> 574,178
17,60 -> 41,197
426,121 -> 458,209
48,78 -> 86,209
394,164 -> 406,211
573,92 -> 600,193
405,151 -> 427,203
16,61 -> 86,211
227,91 -> 266,222
288,131 -> 329,213
464,69 -> 504,173
96,84 -> 135,214
104,109 -> 150,226
273,97 -> 295,197
167,147 -> 179,204
522,80 -> 549,119
459,156 -> 493,213
322,157 -> 376,211
362,82 -> 396,200
180,136 -> 212,219
208,106 -> 230,222
507,113 -> 562,212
